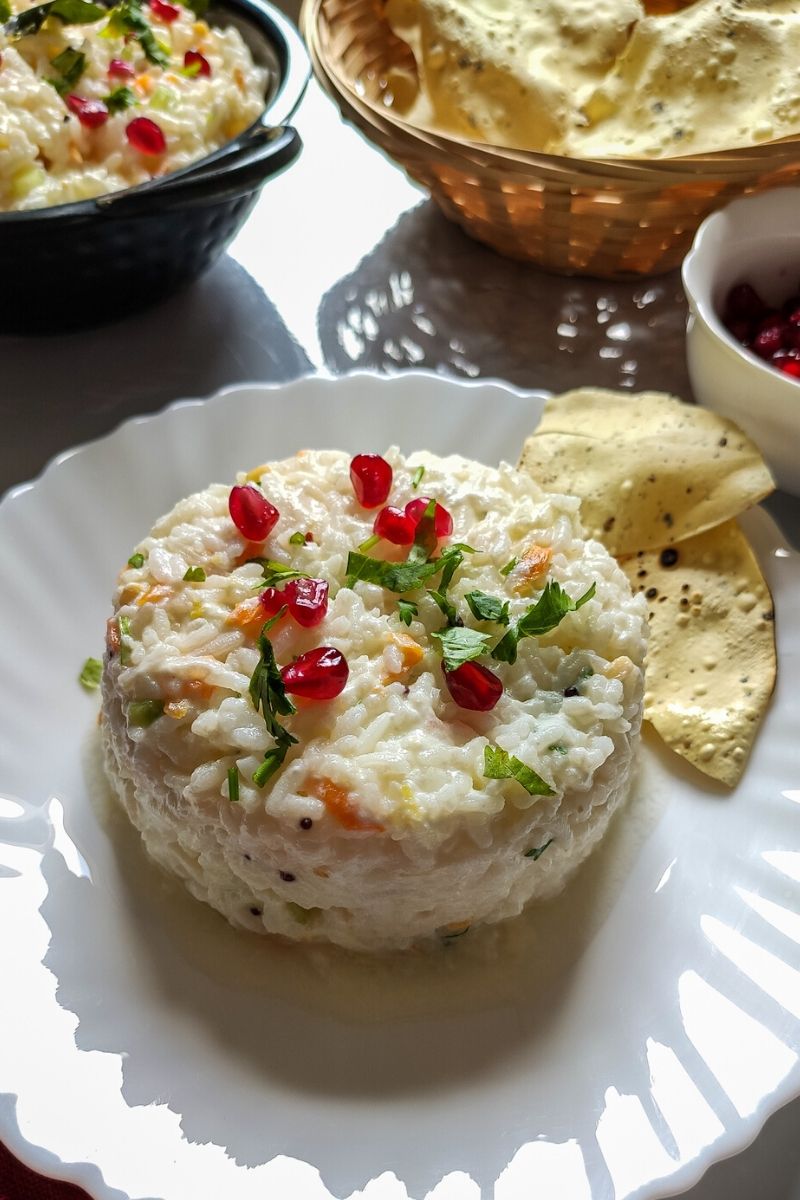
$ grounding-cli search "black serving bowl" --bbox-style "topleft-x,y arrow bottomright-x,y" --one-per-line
0,0 -> 309,333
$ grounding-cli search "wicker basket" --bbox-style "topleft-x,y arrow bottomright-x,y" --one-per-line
302,0 -> 800,278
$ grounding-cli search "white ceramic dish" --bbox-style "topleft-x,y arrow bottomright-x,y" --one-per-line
682,187 -> 800,497
1,374 -> 799,1200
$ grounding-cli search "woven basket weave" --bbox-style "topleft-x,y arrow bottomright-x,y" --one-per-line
302,0 -> 800,278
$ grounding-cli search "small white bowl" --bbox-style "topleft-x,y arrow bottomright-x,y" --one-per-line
682,188 -> 800,496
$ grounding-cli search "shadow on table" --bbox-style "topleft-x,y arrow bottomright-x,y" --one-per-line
318,199 -> 693,399
2,255 -> 312,494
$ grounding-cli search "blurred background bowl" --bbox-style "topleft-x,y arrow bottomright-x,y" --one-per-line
682,188 -> 800,496
0,0 -> 309,334
302,0 -> 800,280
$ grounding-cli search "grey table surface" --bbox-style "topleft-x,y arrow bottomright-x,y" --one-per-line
1,3 -> 799,1195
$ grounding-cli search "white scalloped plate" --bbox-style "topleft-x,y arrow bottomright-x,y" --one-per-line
1,374 -> 799,1200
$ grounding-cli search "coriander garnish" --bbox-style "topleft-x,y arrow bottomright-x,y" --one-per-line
249,613 -> 297,786
47,46 -> 85,94
465,590 -> 510,626
499,557 -> 517,577
431,626 -> 493,672
183,566 -> 206,582
397,599 -> 418,626
492,581 -> 596,665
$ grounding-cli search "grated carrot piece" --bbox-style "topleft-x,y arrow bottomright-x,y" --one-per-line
308,777 -> 384,832
513,543 -> 553,592
382,632 -> 424,682
106,617 -> 120,655
226,596 -> 266,629
136,583 -> 172,606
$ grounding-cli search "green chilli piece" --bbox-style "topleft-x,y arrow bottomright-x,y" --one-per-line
79,657 -> 102,690
128,699 -> 164,727
183,566 -> 206,582
227,766 -> 240,803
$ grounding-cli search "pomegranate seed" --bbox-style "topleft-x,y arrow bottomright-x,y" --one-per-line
350,454 -> 392,508
184,49 -> 211,76
126,116 -> 167,155
150,0 -> 180,20
724,282 -> 765,321
405,497 -> 454,539
778,359 -> 800,378
281,647 -> 349,700
752,319 -> 788,359
373,505 -> 416,545
108,58 -> 135,78
228,484 -> 279,541
259,587 -> 285,617
443,661 -> 503,711
283,577 -> 329,628
726,317 -> 751,344
66,95 -> 109,128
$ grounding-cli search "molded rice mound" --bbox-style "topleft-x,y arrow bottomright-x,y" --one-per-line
101,448 -> 647,953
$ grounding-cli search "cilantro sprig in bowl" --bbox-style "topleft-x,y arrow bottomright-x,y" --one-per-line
0,0 -> 308,330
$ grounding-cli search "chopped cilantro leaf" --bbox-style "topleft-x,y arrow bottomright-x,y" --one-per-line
492,581 -> 596,665
127,552 -> 145,568
8,0 -> 103,33
437,542 -> 474,593
249,615 -> 297,787
465,590 -> 509,626
407,498 -> 437,564
104,84 -> 135,112
427,588 -> 459,628
499,557 -> 517,577
288,531 -> 306,546
345,550 -> 439,594
183,566 -> 206,582
227,766 -> 240,803
431,626 -> 493,672
397,599 -> 418,626
483,744 -> 554,796
411,464 -> 425,489
48,46 -> 85,93
128,699 -> 164,727
524,838 -> 554,860
79,656 -> 102,690
104,0 -> 169,66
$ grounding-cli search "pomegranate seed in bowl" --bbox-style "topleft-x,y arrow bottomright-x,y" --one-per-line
405,496 -> 454,538
350,454 -> 392,508
66,95 -> 109,129
443,661 -> 503,711
281,647 -> 349,700
373,505 -> 416,545
126,116 -> 167,156
283,577 -> 329,627
228,484 -> 279,541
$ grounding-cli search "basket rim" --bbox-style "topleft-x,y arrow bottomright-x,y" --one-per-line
302,0 -> 800,179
